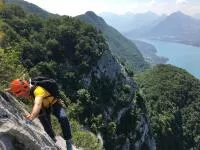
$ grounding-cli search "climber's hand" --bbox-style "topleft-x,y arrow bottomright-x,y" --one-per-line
24,113 -> 34,121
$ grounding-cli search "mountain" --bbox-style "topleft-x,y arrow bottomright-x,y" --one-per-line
1,2 -> 200,150
77,11 -> 149,72
126,11 -> 200,46
133,40 -> 168,65
4,0 -> 57,18
0,4 -> 154,149
147,11 -> 200,46
99,11 -> 160,33
148,11 -> 200,36
130,11 -> 160,30
125,14 -> 167,38
99,12 -> 135,33
135,64 -> 200,150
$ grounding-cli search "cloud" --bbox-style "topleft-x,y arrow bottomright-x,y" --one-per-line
24,0 -> 200,17
150,0 -> 156,5
176,0 -> 188,4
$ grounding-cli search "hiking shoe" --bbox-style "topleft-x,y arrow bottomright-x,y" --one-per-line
66,139 -> 73,150
66,143 -> 73,150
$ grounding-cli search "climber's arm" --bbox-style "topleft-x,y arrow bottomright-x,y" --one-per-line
25,96 -> 43,120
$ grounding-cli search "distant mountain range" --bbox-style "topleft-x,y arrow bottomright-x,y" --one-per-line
99,11 -> 165,33
124,11 -> 200,47
148,11 -> 200,36
77,11 -> 149,71
101,11 -> 200,47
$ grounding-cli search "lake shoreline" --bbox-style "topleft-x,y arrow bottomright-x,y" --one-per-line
145,38 -> 200,48
138,39 -> 200,79
133,40 -> 168,66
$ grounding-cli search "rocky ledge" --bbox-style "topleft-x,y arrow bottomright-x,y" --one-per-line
0,92 -> 58,150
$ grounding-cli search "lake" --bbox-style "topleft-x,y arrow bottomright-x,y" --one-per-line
140,39 -> 200,79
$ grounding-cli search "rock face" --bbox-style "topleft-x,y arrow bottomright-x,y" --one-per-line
93,50 -> 122,79
81,49 -> 156,150
0,92 -> 58,150
81,49 -> 123,88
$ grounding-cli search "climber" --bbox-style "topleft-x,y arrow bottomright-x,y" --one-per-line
7,77 -> 73,150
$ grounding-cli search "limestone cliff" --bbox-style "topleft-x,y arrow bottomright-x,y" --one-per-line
80,49 -> 156,150
0,92 -> 58,150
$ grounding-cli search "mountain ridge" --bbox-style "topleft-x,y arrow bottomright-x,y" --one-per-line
77,11 -> 149,72
149,11 -> 200,35
99,11 -> 162,33
125,11 -> 200,47
4,0 -> 57,18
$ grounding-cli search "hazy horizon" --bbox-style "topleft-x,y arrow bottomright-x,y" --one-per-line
24,0 -> 200,17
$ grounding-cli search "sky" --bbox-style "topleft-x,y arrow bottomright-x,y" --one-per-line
24,0 -> 200,16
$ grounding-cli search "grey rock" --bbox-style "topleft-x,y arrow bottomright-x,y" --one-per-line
92,50 -> 122,79
0,92 -> 58,150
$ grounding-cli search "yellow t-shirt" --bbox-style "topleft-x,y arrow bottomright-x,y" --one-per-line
33,86 -> 56,108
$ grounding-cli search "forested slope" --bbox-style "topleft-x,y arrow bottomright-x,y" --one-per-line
135,64 -> 200,150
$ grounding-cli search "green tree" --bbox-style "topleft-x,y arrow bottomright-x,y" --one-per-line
0,48 -> 26,90
135,64 -> 200,150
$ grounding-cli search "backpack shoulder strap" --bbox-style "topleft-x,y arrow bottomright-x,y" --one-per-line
29,85 -> 37,98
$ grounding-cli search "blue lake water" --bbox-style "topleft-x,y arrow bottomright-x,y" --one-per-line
140,39 -> 200,79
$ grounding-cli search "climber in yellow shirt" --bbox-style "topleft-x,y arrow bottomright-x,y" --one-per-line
8,78 -> 73,150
